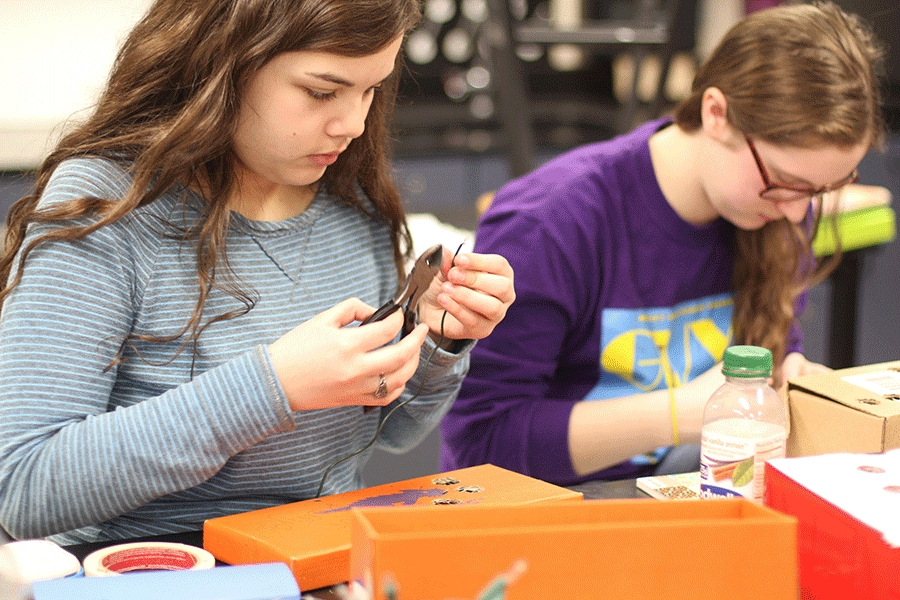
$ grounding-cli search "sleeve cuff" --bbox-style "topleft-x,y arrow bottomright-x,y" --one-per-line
253,345 -> 294,428
420,336 -> 476,368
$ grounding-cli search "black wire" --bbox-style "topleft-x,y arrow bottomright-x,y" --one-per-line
314,241 -> 465,498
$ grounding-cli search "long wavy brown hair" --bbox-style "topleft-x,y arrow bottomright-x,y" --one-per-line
673,1 -> 884,373
0,0 -> 422,363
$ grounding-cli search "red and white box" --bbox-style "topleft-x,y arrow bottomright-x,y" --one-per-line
765,450 -> 900,600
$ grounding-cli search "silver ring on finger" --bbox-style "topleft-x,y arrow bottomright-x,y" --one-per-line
374,373 -> 388,399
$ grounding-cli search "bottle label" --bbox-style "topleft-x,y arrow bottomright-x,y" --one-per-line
699,419 -> 786,502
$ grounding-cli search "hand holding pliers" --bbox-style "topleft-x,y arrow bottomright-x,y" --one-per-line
361,243 -> 444,338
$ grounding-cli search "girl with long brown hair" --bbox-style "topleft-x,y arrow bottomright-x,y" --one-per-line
442,1 -> 882,486
0,0 -> 514,543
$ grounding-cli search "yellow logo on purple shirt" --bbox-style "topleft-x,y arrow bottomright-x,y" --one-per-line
589,294 -> 733,400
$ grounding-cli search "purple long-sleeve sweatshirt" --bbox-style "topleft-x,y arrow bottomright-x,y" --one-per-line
441,119 -> 802,486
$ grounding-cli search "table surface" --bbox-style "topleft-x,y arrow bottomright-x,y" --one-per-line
569,477 -> 644,500
61,478 -> 645,598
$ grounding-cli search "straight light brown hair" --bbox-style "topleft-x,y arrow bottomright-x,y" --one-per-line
673,0 -> 884,373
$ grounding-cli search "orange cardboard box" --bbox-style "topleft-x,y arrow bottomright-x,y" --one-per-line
787,361 -> 900,457
203,464 -> 581,591
350,499 -> 798,600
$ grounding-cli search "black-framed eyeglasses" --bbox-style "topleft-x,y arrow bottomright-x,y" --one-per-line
745,135 -> 859,202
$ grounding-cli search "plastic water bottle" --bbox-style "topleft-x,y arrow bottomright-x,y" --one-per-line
699,345 -> 788,502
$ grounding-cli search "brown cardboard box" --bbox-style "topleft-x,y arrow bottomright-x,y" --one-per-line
787,361 -> 900,457
350,499 -> 799,600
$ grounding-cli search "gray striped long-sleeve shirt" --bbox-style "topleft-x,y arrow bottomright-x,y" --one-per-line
0,157 -> 470,544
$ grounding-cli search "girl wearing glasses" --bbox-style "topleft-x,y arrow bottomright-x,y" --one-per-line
442,1 -> 883,485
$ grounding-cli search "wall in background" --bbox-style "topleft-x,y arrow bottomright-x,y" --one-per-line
0,0 -> 153,169
0,0 -> 747,168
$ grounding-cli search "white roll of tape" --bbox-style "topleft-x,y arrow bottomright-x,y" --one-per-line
82,542 -> 215,577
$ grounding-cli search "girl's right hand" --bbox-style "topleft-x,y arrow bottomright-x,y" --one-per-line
675,362 -> 726,443
267,298 -> 429,411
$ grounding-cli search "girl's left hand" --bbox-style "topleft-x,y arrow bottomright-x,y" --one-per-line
418,249 -> 515,342
776,351 -> 830,389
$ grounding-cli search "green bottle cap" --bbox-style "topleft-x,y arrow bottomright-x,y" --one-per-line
722,345 -> 772,377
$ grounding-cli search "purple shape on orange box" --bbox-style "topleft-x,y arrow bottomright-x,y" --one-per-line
318,488 -> 447,513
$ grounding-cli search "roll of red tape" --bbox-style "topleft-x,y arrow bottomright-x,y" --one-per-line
82,542 -> 215,577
